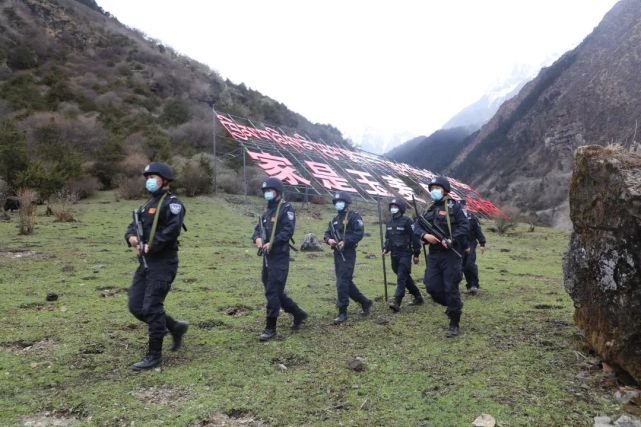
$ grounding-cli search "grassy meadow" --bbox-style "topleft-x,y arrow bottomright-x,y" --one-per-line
0,191 -> 623,426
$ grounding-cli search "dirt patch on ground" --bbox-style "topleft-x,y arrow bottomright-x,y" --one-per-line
130,386 -> 188,407
0,250 -> 36,259
199,411 -> 269,426
19,411 -> 80,426
221,305 -> 253,317
3,338 -> 58,355
195,319 -> 228,330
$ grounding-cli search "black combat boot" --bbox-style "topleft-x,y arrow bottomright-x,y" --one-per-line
360,299 -> 373,316
407,293 -> 424,306
258,317 -> 278,341
132,338 -> 162,371
291,308 -> 308,331
170,321 -> 189,351
388,297 -> 401,313
469,286 -> 479,296
334,307 -> 348,324
446,313 -> 461,338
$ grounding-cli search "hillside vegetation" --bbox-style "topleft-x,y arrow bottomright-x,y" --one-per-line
0,0 -> 347,199
0,191 -> 627,426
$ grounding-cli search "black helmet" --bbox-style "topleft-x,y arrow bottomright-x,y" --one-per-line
143,162 -> 175,181
428,176 -> 451,193
261,177 -> 284,194
389,198 -> 406,213
331,191 -> 352,204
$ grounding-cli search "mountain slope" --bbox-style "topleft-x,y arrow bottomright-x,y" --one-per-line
385,127 -> 472,173
447,0 -> 641,226
0,0 -> 348,191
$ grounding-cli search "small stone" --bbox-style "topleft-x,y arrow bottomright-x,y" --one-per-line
277,364 -> 288,372
472,414 -> 496,427
615,387 -> 641,404
347,357 -> 365,372
45,292 -> 58,302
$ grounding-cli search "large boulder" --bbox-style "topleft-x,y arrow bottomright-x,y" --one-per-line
564,145 -> 641,383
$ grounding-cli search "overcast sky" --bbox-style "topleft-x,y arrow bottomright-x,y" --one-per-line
97,0 -> 618,150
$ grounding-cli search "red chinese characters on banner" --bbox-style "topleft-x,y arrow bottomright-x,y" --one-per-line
382,175 -> 425,203
346,169 -> 390,197
305,161 -> 357,192
246,151 -> 311,186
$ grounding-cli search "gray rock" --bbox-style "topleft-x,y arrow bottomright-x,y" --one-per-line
594,416 -> 612,427
614,415 -> 641,427
347,357 -> 365,372
300,233 -> 324,252
564,145 -> 641,384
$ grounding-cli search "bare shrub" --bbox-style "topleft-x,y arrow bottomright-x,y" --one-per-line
217,170 -> 242,194
18,188 -> 37,235
117,176 -> 146,200
0,179 -> 8,220
68,176 -> 101,199
245,166 -> 267,196
494,206 -> 521,235
119,152 -> 149,177
180,158 -> 211,196
50,190 -> 77,222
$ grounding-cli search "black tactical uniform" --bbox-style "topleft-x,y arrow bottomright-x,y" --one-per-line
323,192 -> 372,324
413,176 -> 469,337
125,162 -> 188,370
461,199 -> 486,294
383,199 -> 423,312
251,177 -> 307,341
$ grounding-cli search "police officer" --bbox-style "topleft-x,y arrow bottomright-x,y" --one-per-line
413,176 -> 469,338
324,192 -> 373,324
125,162 -> 188,370
252,177 -> 308,341
382,199 -> 423,312
460,199 -> 486,295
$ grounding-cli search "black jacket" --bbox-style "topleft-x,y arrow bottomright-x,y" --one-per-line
384,213 -> 421,256
412,198 -> 469,253
125,189 -> 186,258
464,210 -> 486,248
252,199 -> 296,256
323,209 -> 364,250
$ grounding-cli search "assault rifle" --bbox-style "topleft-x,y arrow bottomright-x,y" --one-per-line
411,195 -> 462,258
257,216 -> 269,267
132,210 -> 148,270
328,220 -> 346,262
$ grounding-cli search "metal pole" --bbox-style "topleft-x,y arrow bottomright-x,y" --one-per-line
377,198 -> 388,301
243,147 -> 248,206
211,104 -> 218,195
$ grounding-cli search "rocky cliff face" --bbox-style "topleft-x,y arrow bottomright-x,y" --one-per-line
563,144 -> 641,383
445,0 -> 641,226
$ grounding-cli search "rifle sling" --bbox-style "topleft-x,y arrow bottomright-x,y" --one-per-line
148,192 -> 168,250
268,200 -> 283,245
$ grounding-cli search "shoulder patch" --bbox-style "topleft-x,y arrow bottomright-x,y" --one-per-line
169,203 -> 182,215
287,211 -> 295,221
357,219 -> 364,227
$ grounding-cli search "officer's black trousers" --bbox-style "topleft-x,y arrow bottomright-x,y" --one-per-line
261,256 -> 299,319
462,247 -> 479,289
391,253 -> 419,300
128,258 -> 179,353
424,250 -> 463,316
334,248 -> 368,309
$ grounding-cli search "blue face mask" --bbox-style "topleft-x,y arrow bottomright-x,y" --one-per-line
390,207 -> 399,215
264,191 -> 275,201
335,201 -> 346,211
145,178 -> 160,193
430,189 -> 443,201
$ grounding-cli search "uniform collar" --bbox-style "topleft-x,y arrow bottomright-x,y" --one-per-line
267,198 -> 281,208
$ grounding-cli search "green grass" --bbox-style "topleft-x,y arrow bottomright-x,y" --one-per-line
0,192 -> 621,426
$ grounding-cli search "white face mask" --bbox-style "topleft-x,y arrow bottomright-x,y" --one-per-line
430,189 -> 443,201
335,201 -> 346,211
390,207 -> 399,215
